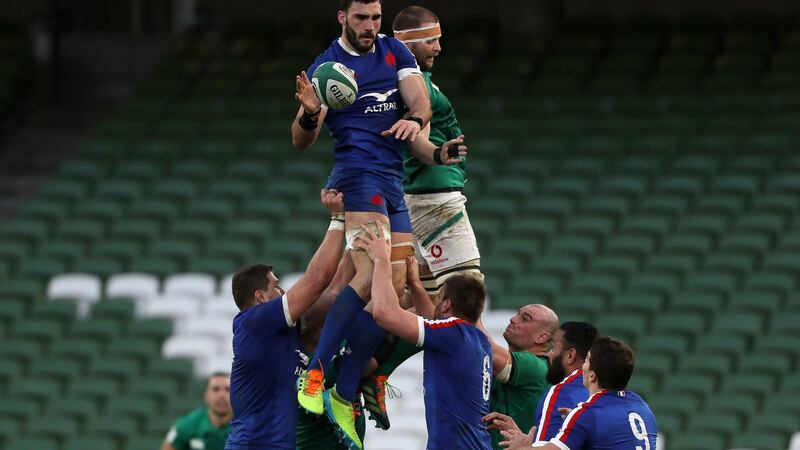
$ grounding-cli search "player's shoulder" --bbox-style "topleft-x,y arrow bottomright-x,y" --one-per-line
512,350 -> 549,369
175,407 -> 207,428
423,316 -> 470,329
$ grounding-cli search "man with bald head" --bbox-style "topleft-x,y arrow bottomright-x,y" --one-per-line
479,304 -> 559,450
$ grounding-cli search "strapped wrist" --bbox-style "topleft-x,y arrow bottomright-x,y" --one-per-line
433,146 -> 444,165
407,116 -> 424,129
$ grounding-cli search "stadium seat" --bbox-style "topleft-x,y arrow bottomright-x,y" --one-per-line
105,273 -> 159,302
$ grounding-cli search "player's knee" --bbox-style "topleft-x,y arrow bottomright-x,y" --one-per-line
346,221 -> 391,251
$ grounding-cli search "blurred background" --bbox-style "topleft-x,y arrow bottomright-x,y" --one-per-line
1,0 -> 800,449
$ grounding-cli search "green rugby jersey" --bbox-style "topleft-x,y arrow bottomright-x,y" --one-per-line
403,71 -> 466,194
489,352 -> 550,450
166,407 -> 231,450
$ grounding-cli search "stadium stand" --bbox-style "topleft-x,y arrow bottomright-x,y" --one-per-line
0,11 -> 800,450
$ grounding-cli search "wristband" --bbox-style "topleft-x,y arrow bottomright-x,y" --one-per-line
407,116 -> 424,129
329,213 -> 345,231
298,108 -> 321,131
433,147 -> 444,165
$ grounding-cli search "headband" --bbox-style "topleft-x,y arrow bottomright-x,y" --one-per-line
394,23 -> 442,43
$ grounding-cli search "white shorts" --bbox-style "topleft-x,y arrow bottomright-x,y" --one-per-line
405,191 -> 481,275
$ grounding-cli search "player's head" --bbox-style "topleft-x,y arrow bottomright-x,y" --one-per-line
231,264 -> 284,311
547,321 -> 598,384
583,336 -> 635,392
503,304 -> 559,353
393,6 -> 441,72
435,274 -> 486,323
204,372 -> 231,418
338,0 -> 382,54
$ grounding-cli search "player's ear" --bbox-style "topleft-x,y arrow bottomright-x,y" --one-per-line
338,10 -> 346,26
565,347 -> 577,365
534,332 -> 550,345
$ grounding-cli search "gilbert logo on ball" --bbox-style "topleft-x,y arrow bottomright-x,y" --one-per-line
311,62 -> 358,110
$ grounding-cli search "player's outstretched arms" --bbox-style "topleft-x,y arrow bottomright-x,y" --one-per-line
405,256 -> 435,319
405,130 -> 468,166
285,189 -> 345,322
356,224 -> 421,344
291,70 -> 327,149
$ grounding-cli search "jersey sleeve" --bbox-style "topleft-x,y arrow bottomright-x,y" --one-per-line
389,38 -> 422,80
244,294 -> 295,336
418,317 -> 466,352
507,351 -> 549,388
549,406 -> 595,450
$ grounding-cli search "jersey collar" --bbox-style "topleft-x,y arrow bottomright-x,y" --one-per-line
338,36 -> 378,56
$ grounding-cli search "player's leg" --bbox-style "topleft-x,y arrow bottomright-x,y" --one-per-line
299,211 -> 388,419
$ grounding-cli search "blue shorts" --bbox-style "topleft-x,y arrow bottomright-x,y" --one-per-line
327,170 -> 413,233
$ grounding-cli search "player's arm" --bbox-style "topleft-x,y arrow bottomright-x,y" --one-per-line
285,189 -> 345,322
405,256 -> 435,319
476,320 -> 513,379
291,70 -> 328,149
161,420 -> 187,450
382,74 -> 431,142
357,225 -> 421,344
159,441 -> 177,450
405,125 -> 468,166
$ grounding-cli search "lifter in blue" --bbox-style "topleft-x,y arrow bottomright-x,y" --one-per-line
224,190 -> 345,450
357,224 -> 492,450
502,336 -> 659,450
291,1 -> 465,448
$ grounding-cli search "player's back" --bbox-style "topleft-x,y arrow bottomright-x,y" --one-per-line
226,296 -> 302,449
421,318 -> 492,449
554,390 -> 657,450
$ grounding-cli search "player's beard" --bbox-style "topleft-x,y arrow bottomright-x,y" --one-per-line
345,19 -> 376,53
546,352 -> 567,385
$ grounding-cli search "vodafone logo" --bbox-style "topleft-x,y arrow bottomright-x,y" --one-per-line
430,245 -> 443,258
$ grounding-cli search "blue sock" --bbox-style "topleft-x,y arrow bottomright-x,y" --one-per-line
335,309 -> 386,402
308,285 -> 366,374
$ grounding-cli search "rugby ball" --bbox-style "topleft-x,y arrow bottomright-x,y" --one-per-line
311,62 -> 358,110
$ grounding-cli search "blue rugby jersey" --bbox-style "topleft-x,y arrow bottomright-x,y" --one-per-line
307,35 -> 421,180
543,389 -> 658,450
417,317 -> 493,450
226,294 -> 304,449
533,369 -> 589,442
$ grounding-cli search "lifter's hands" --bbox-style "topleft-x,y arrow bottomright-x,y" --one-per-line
320,188 -> 344,214
354,223 -> 391,263
296,71 -> 322,114
483,412 -> 522,434
382,118 -> 422,142
499,425 -> 536,449
439,135 -> 468,165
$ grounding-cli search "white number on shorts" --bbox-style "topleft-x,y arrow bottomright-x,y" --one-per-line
628,412 -> 650,450
482,355 -> 491,401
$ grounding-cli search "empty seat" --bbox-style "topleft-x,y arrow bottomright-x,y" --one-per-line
162,273 -> 217,299
106,272 -> 160,303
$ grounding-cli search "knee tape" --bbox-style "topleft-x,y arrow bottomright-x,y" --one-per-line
391,242 -> 415,264
345,221 -> 391,250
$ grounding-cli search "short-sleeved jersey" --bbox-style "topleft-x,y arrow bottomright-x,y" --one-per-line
403,71 -> 466,194
166,407 -> 231,450
533,369 -> 589,442
489,352 -> 550,449
226,295 -> 303,449
418,316 -> 492,450
546,390 -> 658,450
307,36 -> 421,180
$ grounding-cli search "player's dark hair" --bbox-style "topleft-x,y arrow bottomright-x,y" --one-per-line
441,275 -> 485,324
589,336 -> 635,391
339,0 -> 381,12
393,6 -> 439,31
560,322 -> 598,360
231,264 -> 273,311
206,372 -> 230,390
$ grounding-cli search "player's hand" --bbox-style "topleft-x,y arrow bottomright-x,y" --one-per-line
406,256 -> 421,287
354,223 -> 391,262
296,71 -> 322,114
439,135 -> 468,165
381,118 -> 422,142
558,407 -> 572,417
499,425 -> 536,449
320,188 -> 344,214
483,412 -> 522,433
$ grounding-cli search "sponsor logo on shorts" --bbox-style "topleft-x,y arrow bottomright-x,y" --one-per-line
371,194 -> 384,206
430,245 -> 443,258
